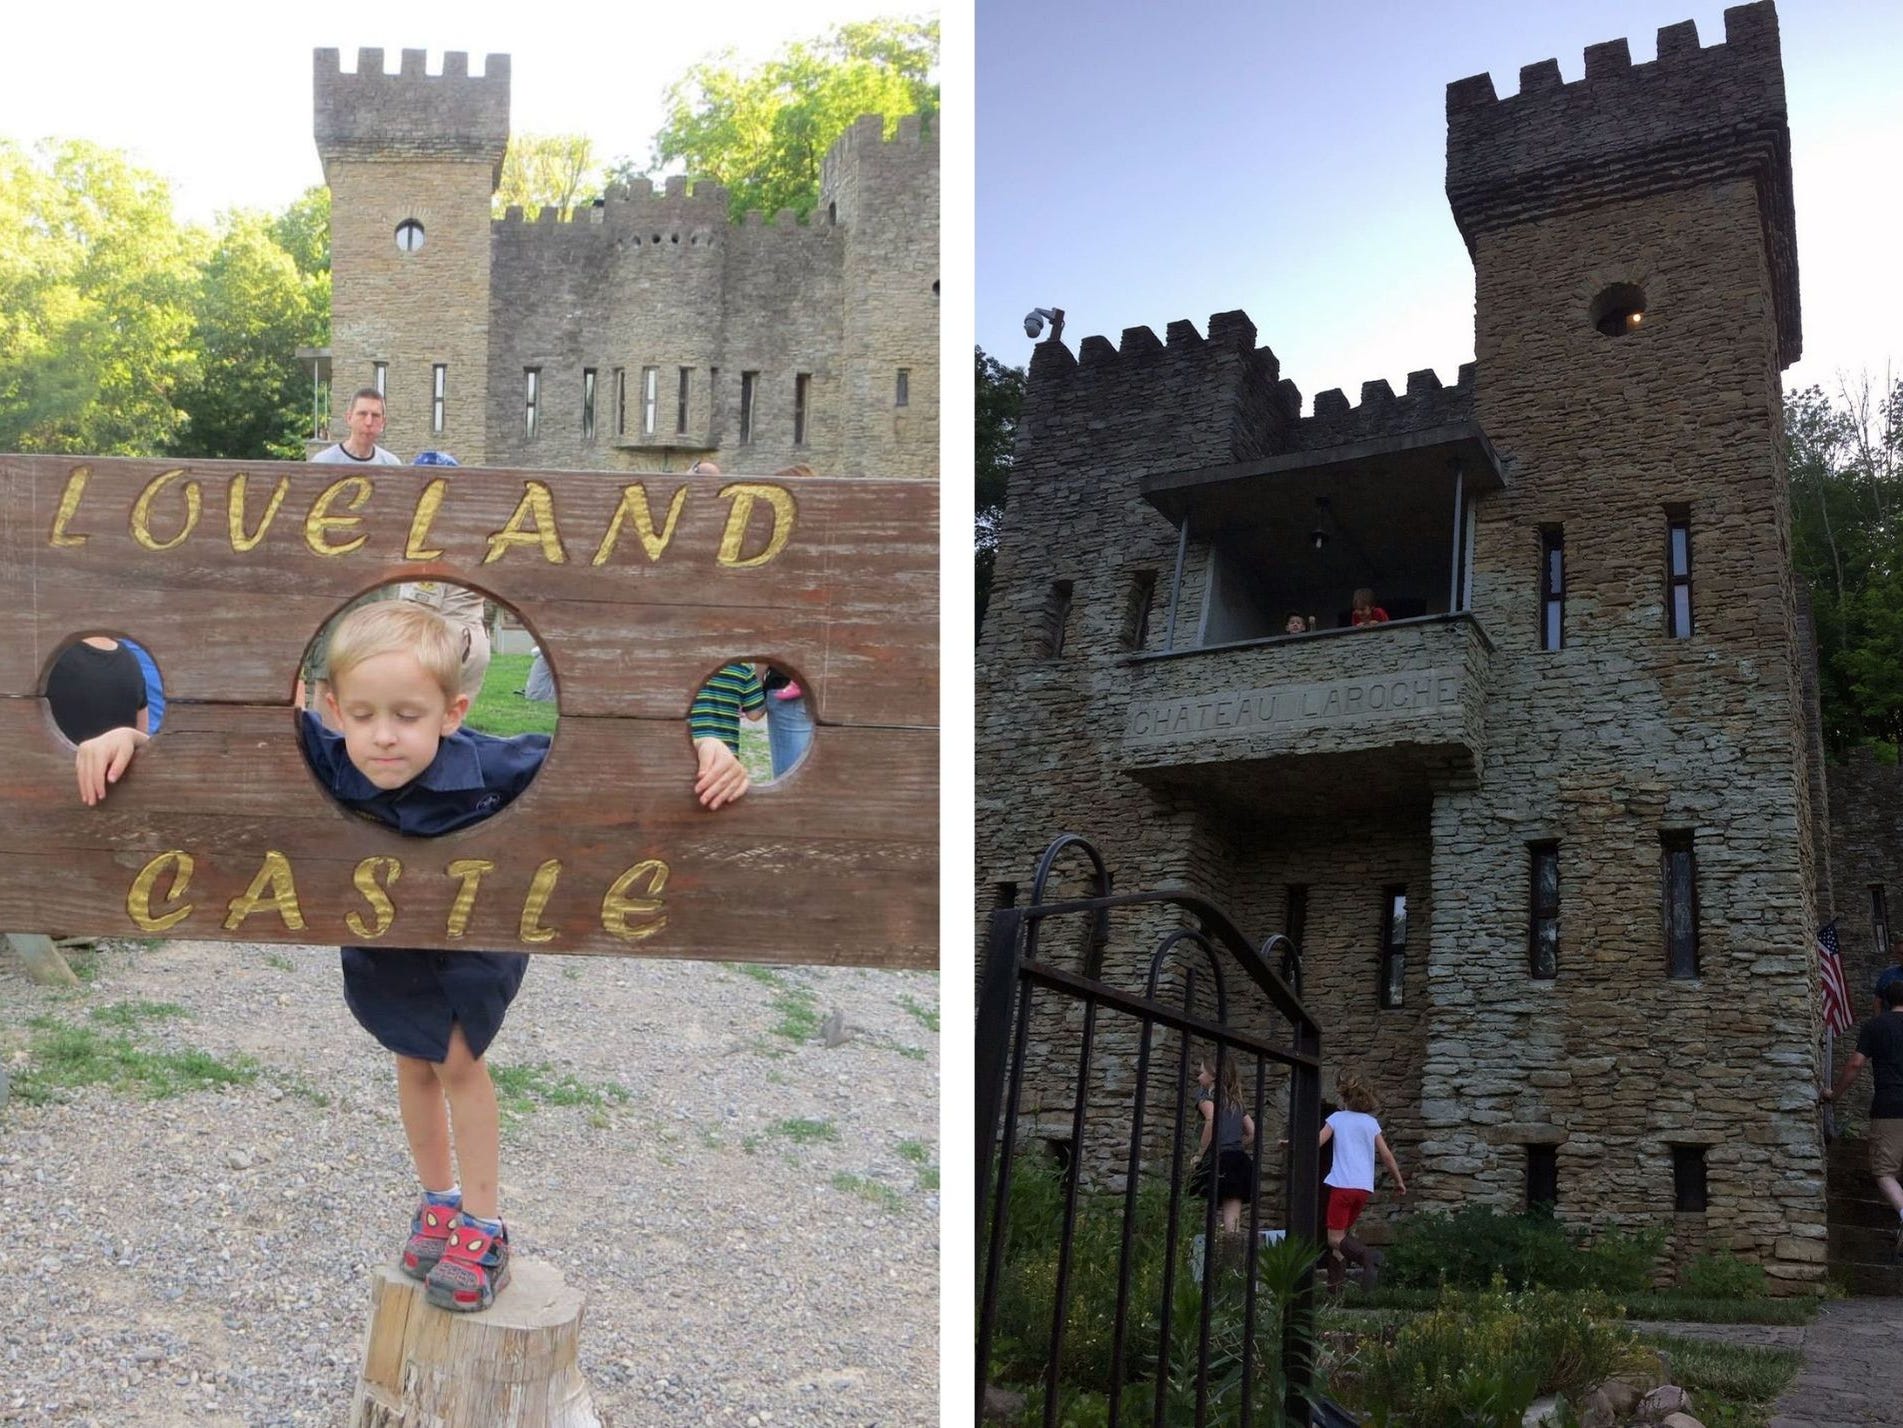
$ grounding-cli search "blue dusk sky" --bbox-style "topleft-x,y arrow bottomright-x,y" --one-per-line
977,1 -> 1903,403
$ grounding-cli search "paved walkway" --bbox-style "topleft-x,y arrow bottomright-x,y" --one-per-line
1763,1297 -> 1903,1428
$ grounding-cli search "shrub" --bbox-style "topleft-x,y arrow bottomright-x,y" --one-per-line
1677,1251 -> 1768,1300
1348,1284 -> 1647,1428
1383,1204 -> 1664,1294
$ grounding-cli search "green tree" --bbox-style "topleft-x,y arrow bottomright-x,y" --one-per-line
495,133 -> 599,220
169,204 -> 329,461
641,18 -> 938,221
270,185 -> 331,280
0,139 -> 202,454
976,346 -> 1025,635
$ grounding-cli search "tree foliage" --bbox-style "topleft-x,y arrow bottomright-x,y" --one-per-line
976,346 -> 1025,635
641,18 -> 938,221
170,200 -> 330,461
1787,375 -> 1903,753
0,139 -> 203,454
495,133 -> 599,220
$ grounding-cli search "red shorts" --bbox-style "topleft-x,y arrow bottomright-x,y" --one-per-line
1325,1187 -> 1370,1231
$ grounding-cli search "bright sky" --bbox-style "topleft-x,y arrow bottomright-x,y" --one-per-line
0,0 -> 921,225
978,0 -> 1903,402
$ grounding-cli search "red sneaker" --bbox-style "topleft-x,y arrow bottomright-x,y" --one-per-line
399,1198 -> 458,1280
424,1218 -> 511,1312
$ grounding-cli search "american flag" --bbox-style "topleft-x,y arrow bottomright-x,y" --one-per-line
1819,922 -> 1855,1035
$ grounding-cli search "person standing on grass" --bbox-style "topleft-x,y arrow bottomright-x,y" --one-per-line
1823,977 -> 1903,1260
1317,1072 -> 1406,1293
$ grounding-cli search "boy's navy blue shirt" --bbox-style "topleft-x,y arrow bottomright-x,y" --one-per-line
297,710 -> 551,1061
298,710 -> 549,835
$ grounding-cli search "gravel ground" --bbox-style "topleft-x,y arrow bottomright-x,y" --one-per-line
0,937 -> 940,1426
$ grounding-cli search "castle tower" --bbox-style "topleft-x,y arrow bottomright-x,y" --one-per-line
821,114 -> 940,476
314,48 -> 509,463
1422,1 -> 1822,1280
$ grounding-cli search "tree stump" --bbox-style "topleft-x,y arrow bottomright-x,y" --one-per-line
2,932 -> 78,987
350,1259 -> 601,1427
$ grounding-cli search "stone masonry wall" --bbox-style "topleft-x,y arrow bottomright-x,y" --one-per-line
1421,175 -> 1824,1285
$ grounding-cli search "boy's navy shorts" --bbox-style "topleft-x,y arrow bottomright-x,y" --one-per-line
340,946 -> 528,1061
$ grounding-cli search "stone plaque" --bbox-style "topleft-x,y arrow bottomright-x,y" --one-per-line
1125,667 -> 1460,748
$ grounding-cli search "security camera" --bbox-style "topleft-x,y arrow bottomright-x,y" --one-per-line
1023,307 -> 1063,342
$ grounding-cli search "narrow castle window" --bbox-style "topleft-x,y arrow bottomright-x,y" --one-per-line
677,368 -> 692,436
613,368 -> 626,438
1283,885 -> 1309,991
581,368 -> 597,441
1666,512 -> 1693,637
1539,528 -> 1564,651
1662,831 -> 1698,978
641,367 -> 659,437
1045,580 -> 1072,658
1872,885 -> 1891,959
1377,888 -> 1408,1008
395,219 -> 425,253
372,362 -> 387,399
794,373 -> 811,446
895,368 -> 910,407
431,365 -> 446,435
1528,842 -> 1559,979
1671,1145 -> 1708,1212
524,368 -> 541,440
1526,1145 -> 1558,1210
1123,570 -> 1156,649
739,371 -> 759,445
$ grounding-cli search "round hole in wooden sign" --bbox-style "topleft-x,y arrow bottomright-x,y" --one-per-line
43,633 -> 164,748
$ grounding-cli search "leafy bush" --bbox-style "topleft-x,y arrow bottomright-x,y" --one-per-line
1383,1204 -> 1665,1294
1347,1284 -> 1646,1428
1677,1251 -> 1769,1300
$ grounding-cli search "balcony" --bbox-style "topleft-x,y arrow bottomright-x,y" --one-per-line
1121,615 -> 1494,814
1122,420 -> 1505,816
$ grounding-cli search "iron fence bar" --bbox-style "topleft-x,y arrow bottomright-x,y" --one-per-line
1239,1054 -> 1266,1428
977,925 -> 1039,1428
976,907 -> 1025,1251
1283,1019 -> 1323,1424
1024,962 -> 1316,1069
1042,992 -> 1101,1428
1151,970 -> 1198,1428
1145,926 -> 1229,1023
1107,1005 -> 1158,1428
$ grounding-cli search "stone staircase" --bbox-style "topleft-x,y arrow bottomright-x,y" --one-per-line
1825,1134 -> 1903,1295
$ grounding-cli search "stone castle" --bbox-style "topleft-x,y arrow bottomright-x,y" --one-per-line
312,48 -> 938,477
978,2 -> 1892,1289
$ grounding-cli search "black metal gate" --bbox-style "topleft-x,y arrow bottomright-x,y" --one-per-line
976,834 -> 1325,1427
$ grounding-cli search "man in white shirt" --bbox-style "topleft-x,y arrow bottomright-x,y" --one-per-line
313,388 -> 403,465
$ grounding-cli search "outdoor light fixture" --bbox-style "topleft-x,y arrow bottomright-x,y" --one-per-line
1023,307 -> 1065,342
1310,495 -> 1333,552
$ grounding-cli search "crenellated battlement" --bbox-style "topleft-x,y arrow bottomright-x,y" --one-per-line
489,175 -> 842,258
314,48 -> 510,183
1445,0 -> 1798,363
1295,363 -> 1476,451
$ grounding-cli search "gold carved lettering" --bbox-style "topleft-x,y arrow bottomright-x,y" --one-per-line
126,850 -> 196,933
305,476 -> 373,556
130,470 -> 203,552
591,483 -> 689,565
716,483 -> 796,568
227,473 -> 290,552
481,482 -> 567,565
222,850 -> 306,932
444,858 -> 496,938
49,466 -> 91,548
519,859 -> 562,943
600,858 -> 669,941
346,856 -> 403,939
405,477 -> 450,560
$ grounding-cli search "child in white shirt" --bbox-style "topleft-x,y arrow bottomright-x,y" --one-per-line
1317,1072 -> 1406,1292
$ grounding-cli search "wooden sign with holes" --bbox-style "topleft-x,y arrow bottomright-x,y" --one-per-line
0,455 -> 938,968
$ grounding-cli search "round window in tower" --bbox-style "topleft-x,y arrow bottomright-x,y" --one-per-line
1589,283 -> 1646,337
395,219 -> 426,254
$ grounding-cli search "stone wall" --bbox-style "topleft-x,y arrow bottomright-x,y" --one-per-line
318,53 -> 937,479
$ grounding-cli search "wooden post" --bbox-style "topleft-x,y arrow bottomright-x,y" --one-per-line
351,1259 -> 600,1428
2,932 -> 78,987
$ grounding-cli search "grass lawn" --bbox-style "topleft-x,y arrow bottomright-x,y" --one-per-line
1354,1286 -> 1818,1325
1636,1333 -> 1803,1428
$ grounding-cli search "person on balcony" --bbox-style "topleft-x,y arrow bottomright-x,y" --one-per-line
1284,612 -> 1312,636
1350,588 -> 1390,626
